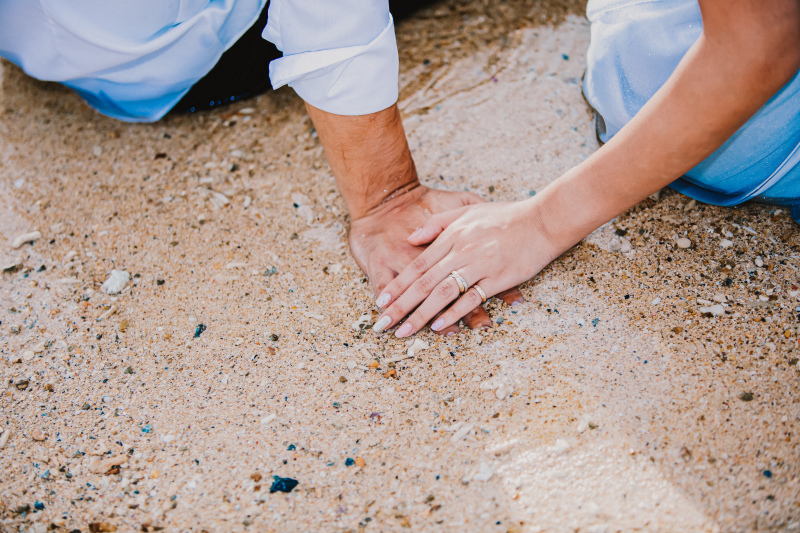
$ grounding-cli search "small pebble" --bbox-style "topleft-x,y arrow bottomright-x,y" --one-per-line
345,458 -> 355,466
2,262 -> 21,273
12,231 -> 42,249
269,476 -> 298,493
354,457 -> 366,467
0,429 -> 12,449
407,338 -> 429,358
739,392 -> 754,402
451,424 -> 474,443
194,324 -> 206,338
755,256 -> 764,267
552,439 -> 571,455
720,239 -> 733,248
101,270 -> 130,295
472,463 -> 494,482
676,238 -> 691,249
98,305 -> 118,321
699,304 -> 725,316
31,428 -> 46,441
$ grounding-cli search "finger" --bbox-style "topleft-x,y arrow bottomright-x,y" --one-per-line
430,310 -> 460,337
407,207 -> 469,246
431,281 -> 496,333
374,240 -> 453,310
463,306 -> 492,330
369,264 -> 397,298
496,287 -> 525,306
395,275 -> 476,338
436,323 -> 461,336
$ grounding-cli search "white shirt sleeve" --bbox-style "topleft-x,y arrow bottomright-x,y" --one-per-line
262,0 -> 399,116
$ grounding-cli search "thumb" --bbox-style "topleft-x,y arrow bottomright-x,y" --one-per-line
408,207 -> 468,245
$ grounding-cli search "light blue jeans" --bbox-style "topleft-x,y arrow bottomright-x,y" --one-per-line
583,0 -> 800,221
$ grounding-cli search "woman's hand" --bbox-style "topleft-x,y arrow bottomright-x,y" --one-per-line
349,185 -> 526,334
372,197 -> 562,337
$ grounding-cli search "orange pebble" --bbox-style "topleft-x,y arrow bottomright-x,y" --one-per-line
354,457 -> 365,468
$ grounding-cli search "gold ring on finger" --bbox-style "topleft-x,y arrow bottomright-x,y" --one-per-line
448,270 -> 468,294
473,284 -> 487,303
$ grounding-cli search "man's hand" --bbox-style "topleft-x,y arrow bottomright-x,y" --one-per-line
306,102 -> 523,334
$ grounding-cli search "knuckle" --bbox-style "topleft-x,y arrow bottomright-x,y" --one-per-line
416,275 -> 436,294
465,290 -> 482,307
393,300 -> 411,317
435,281 -> 455,299
410,256 -> 428,275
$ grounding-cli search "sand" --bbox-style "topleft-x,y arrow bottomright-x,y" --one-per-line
1,1 -> 799,531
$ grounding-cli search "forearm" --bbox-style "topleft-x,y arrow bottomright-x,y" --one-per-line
306,102 -> 419,220
534,0 -> 800,248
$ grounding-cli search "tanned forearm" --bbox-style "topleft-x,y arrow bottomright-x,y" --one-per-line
305,103 -> 419,220
530,0 -> 800,250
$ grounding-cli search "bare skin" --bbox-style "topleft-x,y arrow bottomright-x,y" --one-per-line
305,102 -> 524,334
373,0 -> 800,338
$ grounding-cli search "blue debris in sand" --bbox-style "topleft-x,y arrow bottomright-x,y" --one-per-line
287,444 -> 296,451
764,470 -> 773,478
141,424 -> 153,434
34,501 -> 44,511
592,318 -> 600,327
562,53 -> 569,60
270,476 -> 299,493
345,458 -> 355,466
194,324 -> 206,338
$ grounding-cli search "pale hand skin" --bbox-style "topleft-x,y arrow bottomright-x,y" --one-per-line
374,0 -> 800,338
305,102 -> 524,334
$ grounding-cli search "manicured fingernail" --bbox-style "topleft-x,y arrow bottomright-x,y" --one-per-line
376,293 -> 391,308
373,316 -> 391,333
511,298 -> 525,306
431,318 -> 445,331
446,331 -> 456,337
395,322 -> 413,338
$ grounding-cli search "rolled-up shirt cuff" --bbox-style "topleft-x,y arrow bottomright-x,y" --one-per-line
264,15 -> 399,116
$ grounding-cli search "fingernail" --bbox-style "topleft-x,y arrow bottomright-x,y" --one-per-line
511,298 -> 525,306
373,316 -> 391,333
446,331 -> 456,337
395,322 -> 413,338
376,293 -> 391,308
431,318 -> 445,331
409,227 -> 422,239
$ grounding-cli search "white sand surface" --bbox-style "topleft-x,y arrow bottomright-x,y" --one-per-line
1,2 -> 799,532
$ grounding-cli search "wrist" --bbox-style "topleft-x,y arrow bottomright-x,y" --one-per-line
350,181 -> 427,223
525,165 -> 608,255
347,161 -> 421,221
306,102 -> 421,221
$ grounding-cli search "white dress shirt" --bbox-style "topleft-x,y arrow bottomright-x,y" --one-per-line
0,0 -> 398,122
